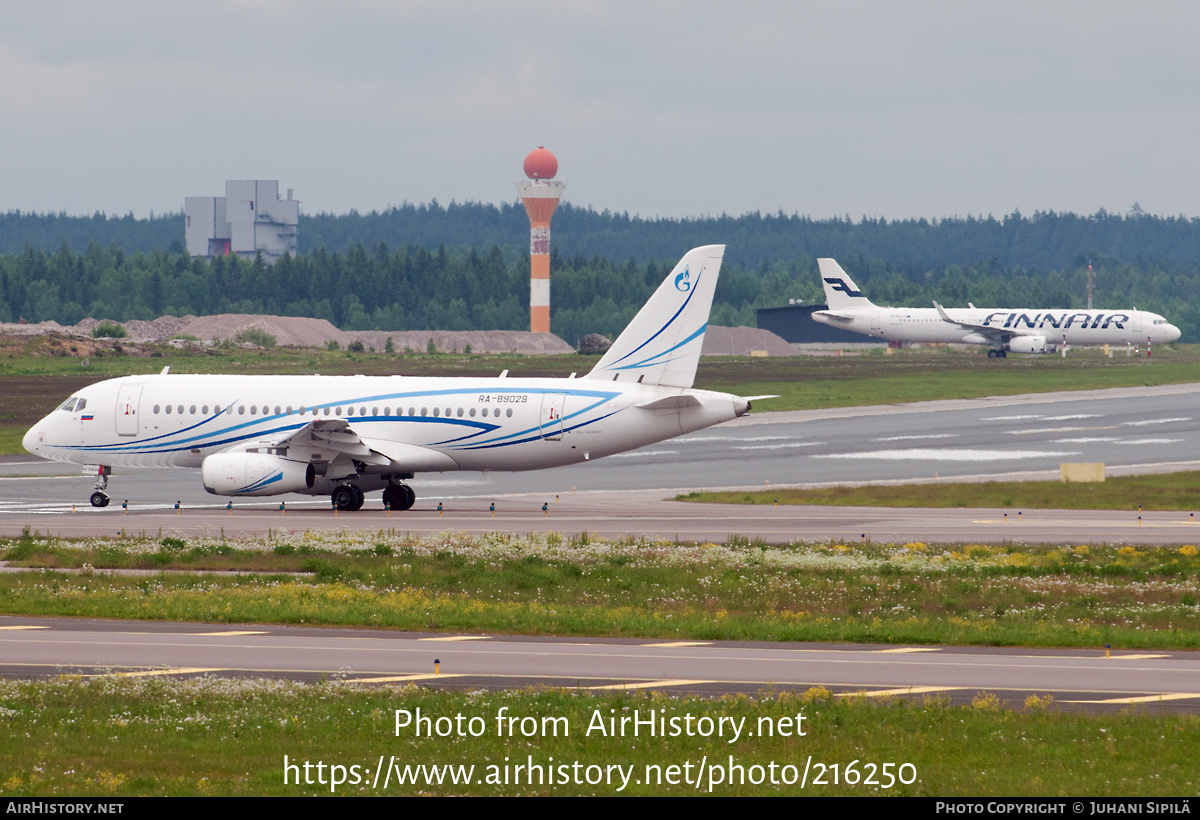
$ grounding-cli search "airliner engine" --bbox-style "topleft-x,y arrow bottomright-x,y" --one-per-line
201,452 -> 316,496
1007,336 -> 1051,354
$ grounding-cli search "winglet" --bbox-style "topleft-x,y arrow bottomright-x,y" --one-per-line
932,301 -> 953,323
585,245 -> 724,388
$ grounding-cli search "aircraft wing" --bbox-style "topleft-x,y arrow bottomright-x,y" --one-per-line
931,301 -> 1036,342
247,419 -> 458,471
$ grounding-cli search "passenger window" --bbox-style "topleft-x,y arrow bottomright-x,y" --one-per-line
373,406 -> 379,416
153,404 -> 161,414
433,407 -> 440,417
323,407 -> 330,416
347,406 -> 354,416
238,406 -> 245,415
166,405 -> 172,414
177,405 -> 184,414
421,407 -> 427,416
190,406 -> 196,414
456,407 -> 464,418
408,407 -> 415,416
335,407 -> 343,416
360,406 -> 367,416
274,406 -> 281,415
469,408 -> 476,417
214,405 -> 222,414
202,405 -> 209,414
506,409 -> 513,418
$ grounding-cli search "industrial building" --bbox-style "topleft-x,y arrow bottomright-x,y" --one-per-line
185,180 -> 298,264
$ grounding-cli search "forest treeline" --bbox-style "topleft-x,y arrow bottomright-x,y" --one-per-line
5,200 -> 1200,269
2,241 -> 1199,344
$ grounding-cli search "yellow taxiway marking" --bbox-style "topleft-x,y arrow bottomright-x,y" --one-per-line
189,631 -> 268,637
1107,654 -> 1171,661
1066,693 -> 1200,705
0,626 -> 48,630
838,686 -> 962,698
353,674 -> 465,683
876,647 -> 941,654
103,667 -> 221,678
643,641 -> 713,648
588,679 -> 713,691
418,635 -> 491,642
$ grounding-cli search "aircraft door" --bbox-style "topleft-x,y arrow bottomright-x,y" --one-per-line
115,385 -> 143,437
871,310 -> 881,332
539,393 -> 566,441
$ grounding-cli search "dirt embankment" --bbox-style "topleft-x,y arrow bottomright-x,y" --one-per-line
0,315 -> 798,356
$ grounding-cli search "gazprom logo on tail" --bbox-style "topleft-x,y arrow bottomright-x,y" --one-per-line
823,277 -> 864,297
675,267 -> 691,292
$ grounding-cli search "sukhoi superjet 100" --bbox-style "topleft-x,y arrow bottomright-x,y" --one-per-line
25,245 -> 768,511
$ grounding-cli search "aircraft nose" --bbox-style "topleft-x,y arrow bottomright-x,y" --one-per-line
22,423 -> 40,455
1169,324 -> 1182,342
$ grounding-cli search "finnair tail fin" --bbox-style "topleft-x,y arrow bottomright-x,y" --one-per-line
585,244 -> 724,389
818,258 -> 874,311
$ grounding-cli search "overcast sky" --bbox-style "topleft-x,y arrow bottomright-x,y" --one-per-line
2,1 -> 1197,220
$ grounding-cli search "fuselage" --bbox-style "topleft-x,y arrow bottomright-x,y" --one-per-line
814,306 -> 1181,347
24,372 -> 747,493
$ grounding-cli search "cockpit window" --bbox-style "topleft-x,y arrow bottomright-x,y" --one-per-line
59,398 -> 78,412
76,398 -> 86,411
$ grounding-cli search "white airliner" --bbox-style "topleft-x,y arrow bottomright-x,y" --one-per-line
25,245 -> 763,511
813,258 -> 1181,357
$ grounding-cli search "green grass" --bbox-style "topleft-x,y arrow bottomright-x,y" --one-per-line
3,531 -> 1198,648
0,678 -> 1194,796
677,471 -> 1200,511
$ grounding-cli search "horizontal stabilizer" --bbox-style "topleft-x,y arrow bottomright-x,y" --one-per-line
636,394 -> 702,410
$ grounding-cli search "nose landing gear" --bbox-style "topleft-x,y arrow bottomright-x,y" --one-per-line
89,466 -> 112,507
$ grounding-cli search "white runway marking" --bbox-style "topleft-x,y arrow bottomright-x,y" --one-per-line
980,414 -> 1042,421
1117,438 -> 1184,445
875,434 -> 959,442
735,442 -> 822,451
816,448 -> 1081,462
1123,417 -> 1191,426
609,449 -> 679,458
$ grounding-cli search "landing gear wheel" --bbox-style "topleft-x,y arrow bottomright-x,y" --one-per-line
987,350 -> 997,358
90,491 -> 109,508
383,484 -> 416,511
332,485 -> 356,511
349,485 -> 365,511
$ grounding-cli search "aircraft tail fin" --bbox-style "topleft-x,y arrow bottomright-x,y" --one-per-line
818,258 -> 874,310
584,244 -> 724,389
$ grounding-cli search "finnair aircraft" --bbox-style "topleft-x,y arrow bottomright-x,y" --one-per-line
25,246 -> 762,511
813,258 -> 1180,357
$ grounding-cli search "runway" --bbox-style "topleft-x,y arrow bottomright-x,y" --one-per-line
3,616 -> 1197,712
3,384 -> 1200,544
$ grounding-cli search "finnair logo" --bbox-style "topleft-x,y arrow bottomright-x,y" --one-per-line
675,268 -> 691,292
823,277 -> 864,297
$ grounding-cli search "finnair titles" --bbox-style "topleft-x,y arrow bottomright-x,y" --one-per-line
813,259 -> 1180,357
25,246 -> 773,511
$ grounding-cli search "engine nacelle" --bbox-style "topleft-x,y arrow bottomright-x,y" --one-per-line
201,452 -> 315,496
1007,335 -> 1051,354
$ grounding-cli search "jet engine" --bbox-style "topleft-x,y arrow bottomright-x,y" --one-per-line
201,452 -> 315,496
1007,336 -> 1051,354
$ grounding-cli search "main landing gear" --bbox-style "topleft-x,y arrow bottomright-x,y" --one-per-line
331,484 -> 365,512
987,349 -> 1008,358
90,466 -> 112,507
382,483 -> 416,512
